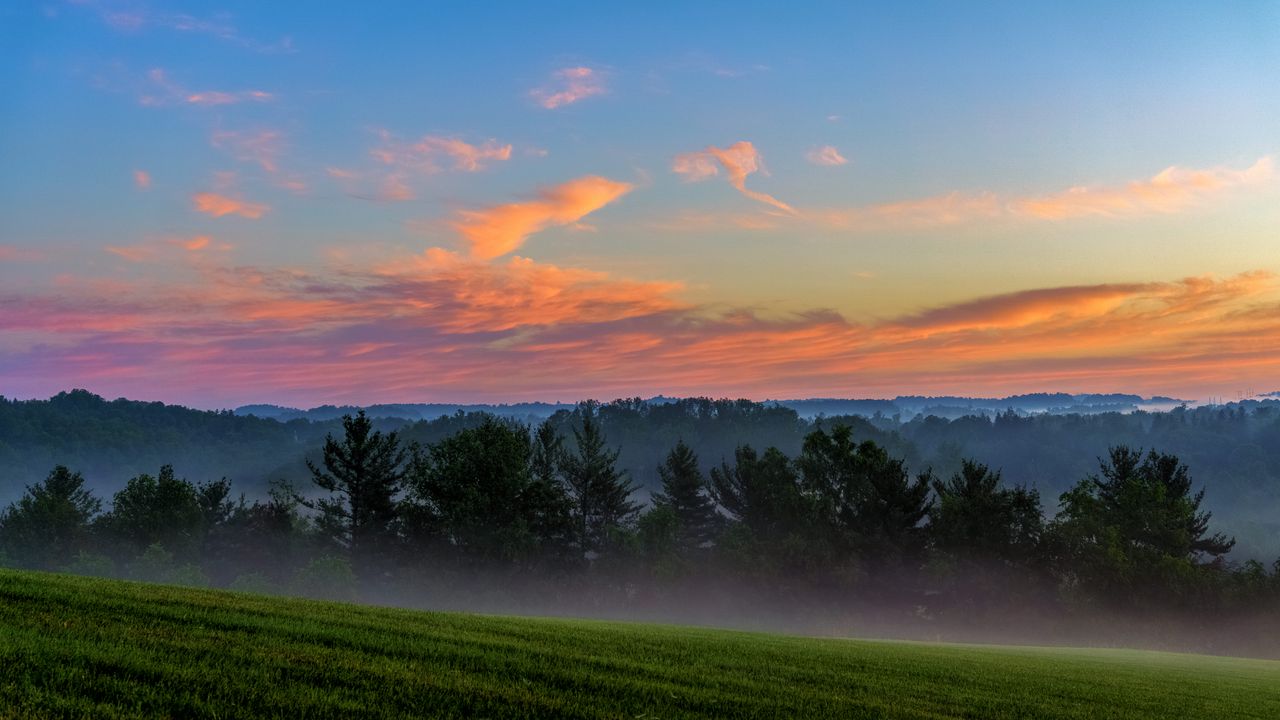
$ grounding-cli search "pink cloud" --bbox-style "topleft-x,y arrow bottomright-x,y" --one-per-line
103,236 -> 227,263
371,132 -> 513,173
211,130 -> 283,171
672,141 -> 795,213
531,66 -> 606,109
0,245 -> 44,262
133,169 -> 151,190
192,192 -> 269,219
806,145 -> 848,166
451,175 -> 634,259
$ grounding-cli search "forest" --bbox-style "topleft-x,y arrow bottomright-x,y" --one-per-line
3,390 -> 1279,558
2,399 -> 1279,654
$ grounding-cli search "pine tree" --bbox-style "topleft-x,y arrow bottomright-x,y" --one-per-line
303,411 -> 407,571
651,440 -> 720,554
559,413 -> 638,556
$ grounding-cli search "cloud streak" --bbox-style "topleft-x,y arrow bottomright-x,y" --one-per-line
531,67 -> 606,109
140,69 -> 273,107
192,192 -> 270,219
450,175 -> 634,259
806,145 -> 848,166
371,132 -> 513,172
664,155 -> 1274,233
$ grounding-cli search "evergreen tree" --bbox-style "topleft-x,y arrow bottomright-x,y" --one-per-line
1052,446 -> 1236,608
0,465 -> 101,570
797,426 -> 932,572
927,460 -> 1047,612
303,411 -> 407,571
559,413 -> 638,556
929,459 -> 1043,564
651,440 -> 720,554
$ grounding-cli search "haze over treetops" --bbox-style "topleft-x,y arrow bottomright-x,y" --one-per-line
2,2 -> 1279,408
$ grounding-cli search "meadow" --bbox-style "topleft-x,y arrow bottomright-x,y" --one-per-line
0,569 -> 1277,719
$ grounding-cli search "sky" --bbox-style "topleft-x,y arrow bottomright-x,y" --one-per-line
2,1 -> 1280,408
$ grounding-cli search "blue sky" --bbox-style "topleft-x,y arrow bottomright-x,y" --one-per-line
2,1 -> 1279,406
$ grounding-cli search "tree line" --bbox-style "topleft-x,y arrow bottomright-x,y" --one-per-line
2,408 -> 1278,631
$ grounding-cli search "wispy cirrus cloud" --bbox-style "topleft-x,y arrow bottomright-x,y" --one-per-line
82,1 -> 294,53
806,145 -> 848,166
450,175 -> 634,259
663,155 -> 1275,233
105,236 -> 228,263
140,69 -> 273,107
1009,156 -> 1274,219
191,192 -> 269,219
212,129 -> 283,172
531,67 -> 606,109
370,131 -> 513,172
672,141 -> 795,213
331,131 -> 515,202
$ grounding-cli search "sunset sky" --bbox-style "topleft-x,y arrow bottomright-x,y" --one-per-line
3,2 -> 1280,408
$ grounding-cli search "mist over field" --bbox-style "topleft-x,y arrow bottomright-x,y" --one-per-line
3,390 -> 1278,661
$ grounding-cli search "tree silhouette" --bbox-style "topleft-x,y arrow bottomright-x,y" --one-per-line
303,411 -> 407,572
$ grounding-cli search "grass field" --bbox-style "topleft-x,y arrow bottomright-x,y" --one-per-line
1,569 -> 1277,719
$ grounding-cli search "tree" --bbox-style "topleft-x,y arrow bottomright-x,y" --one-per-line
797,426 -> 932,573
303,411 -> 407,572
405,418 -> 573,568
708,445 -> 819,585
559,412 -> 638,557
929,459 -> 1043,564
97,465 -> 203,558
1052,446 -> 1236,608
0,466 -> 101,569
651,440 -> 721,555
927,460 -> 1047,612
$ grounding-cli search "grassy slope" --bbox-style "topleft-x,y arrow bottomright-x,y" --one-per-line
0,570 -> 1277,719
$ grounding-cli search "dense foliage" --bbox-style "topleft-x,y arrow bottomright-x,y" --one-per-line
4,391 -> 1278,557
3,399 -> 1278,638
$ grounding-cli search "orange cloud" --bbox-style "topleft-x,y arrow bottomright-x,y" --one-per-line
663,156 -> 1273,234
133,169 -> 151,190
531,67 -> 606,109
1009,157 -> 1274,219
171,235 -> 213,251
672,141 -> 795,213
806,145 -> 848,166
5,257 -> 1279,406
192,192 -> 269,219
451,176 -> 633,259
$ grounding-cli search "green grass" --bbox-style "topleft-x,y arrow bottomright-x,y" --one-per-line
1,569 -> 1277,719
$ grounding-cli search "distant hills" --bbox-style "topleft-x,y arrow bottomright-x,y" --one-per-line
235,392 -> 1191,422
